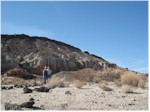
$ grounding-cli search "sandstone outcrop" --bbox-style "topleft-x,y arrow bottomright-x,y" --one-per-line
1,34 -> 117,77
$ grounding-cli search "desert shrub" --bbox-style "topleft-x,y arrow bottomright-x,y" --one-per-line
71,68 -> 96,82
121,85 -> 133,93
34,80 -> 43,86
74,80 -> 86,89
99,80 -> 108,87
47,75 -> 70,88
121,72 -> 145,88
114,79 -> 122,87
138,79 -> 146,89
80,75 -> 93,82
56,82 -> 70,88
28,78 -> 43,86
93,68 -> 124,82
95,71 -> 113,81
92,76 -> 101,83
1,76 -> 43,86
1,77 -> 26,85
99,80 -> 112,91
52,69 -> 95,83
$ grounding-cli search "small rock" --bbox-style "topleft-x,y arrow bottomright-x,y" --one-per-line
2,86 -> 7,90
40,105 -> 44,108
8,86 -> 13,89
14,84 -> 18,88
30,98 -> 35,101
132,98 -> 136,101
108,104 -> 112,106
92,101 -> 97,103
1,86 -> 13,90
14,84 -> 23,88
65,91 -> 72,95
20,101 -> 35,108
128,103 -> 135,106
23,85 -> 32,93
122,95 -> 126,98
20,98 -> 35,108
34,86 -> 50,92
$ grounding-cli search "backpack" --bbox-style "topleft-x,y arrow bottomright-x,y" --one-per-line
48,69 -> 52,75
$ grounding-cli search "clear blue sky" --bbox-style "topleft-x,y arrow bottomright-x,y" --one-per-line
1,1 -> 148,73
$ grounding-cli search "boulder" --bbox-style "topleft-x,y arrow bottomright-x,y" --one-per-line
1,86 -> 7,90
7,86 -> 14,90
20,98 -> 35,108
14,84 -> 24,88
34,86 -> 50,92
1,86 -> 14,90
23,85 -> 33,93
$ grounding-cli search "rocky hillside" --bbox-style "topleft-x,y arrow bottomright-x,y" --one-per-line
1,34 -> 117,76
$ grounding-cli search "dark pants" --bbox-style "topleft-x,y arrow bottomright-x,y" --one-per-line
43,76 -> 47,84
47,75 -> 51,79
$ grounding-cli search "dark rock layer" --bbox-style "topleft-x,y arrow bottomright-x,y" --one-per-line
1,34 -> 117,77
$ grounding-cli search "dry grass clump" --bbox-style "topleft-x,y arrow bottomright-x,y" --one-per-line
22,76 -> 43,86
93,68 -> 124,82
47,75 -> 70,89
72,68 -> 95,82
1,76 -> 26,85
114,79 -> 122,87
31,78 -> 43,86
74,80 -> 86,89
121,72 -> 146,88
99,80 -> 108,87
121,85 -> 133,93
99,80 -> 112,91
92,76 -> 101,83
138,79 -> 146,89
52,68 -> 95,83
1,76 -> 43,86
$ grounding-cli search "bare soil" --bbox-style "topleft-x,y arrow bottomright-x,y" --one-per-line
1,82 -> 148,110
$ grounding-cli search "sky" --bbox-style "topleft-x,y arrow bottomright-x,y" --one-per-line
1,1 -> 148,73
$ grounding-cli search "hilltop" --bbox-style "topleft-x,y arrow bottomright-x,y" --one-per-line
1,34 -> 117,76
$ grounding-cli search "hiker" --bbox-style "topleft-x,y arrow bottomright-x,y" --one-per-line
47,66 -> 52,80
43,66 -> 48,84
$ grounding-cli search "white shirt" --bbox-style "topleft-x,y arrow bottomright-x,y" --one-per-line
47,69 -> 52,75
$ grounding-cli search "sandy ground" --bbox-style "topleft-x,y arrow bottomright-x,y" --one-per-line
1,82 -> 148,110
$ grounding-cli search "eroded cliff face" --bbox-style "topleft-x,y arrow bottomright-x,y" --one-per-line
1,34 -> 117,76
